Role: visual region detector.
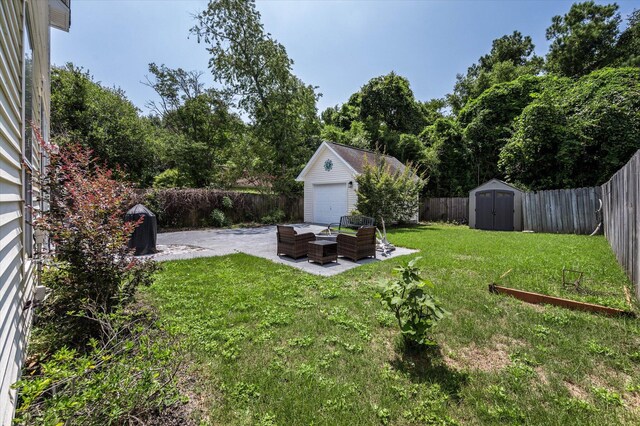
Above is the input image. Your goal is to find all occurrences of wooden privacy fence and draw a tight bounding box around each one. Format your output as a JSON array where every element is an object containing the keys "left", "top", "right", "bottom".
[
  {"left": 421, "top": 197, "right": 469, "bottom": 223},
  {"left": 522, "top": 187, "right": 602, "bottom": 234},
  {"left": 602, "top": 150, "right": 640, "bottom": 299},
  {"left": 132, "top": 189, "right": 304, "bottom": 229}
]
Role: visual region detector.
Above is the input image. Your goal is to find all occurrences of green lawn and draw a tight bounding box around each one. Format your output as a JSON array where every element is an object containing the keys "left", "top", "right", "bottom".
[{"left": 144, "top": 224, "right": 640, "bottom": 425}]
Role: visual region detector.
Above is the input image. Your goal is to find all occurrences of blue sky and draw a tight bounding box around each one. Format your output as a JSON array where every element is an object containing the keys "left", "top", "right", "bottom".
[{"left": 51, "top": 0, "right": 639, "bottom": 115}]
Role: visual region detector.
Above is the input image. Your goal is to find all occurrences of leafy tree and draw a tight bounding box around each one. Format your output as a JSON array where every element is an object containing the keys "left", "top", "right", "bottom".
[
  {"left": 545, "top": 1, "right": 621, "bottom": 77},
  {"left": 459, "top": 75, "right": 544, "bottom": 185},
  {"left": 358, "top": 72, "right": 425, "bottom": 139},
  {"left": 145, "top": 62, "right": 207, "bottom": 115},
  {"left": 320, "top": 121, "right": 370, "bottom": 149},
  {"left": 51, "top": 64, "right": 157, "bottom": 185},
  {"left": 448, "top": 31, "right": 543, "bottom": 113},
  {"left": 320, "top": 96, "right": 362, "bottom": 132},
  {"left": 355, "top": 157, "right": 423, "bottom": 225},
  {"left": 395, "top": 133, "right": 426, "bottom": 165},
  {"left": 498, "top": 82, "right": 574, "bottom": 189},
  {"left": 614, "top": 9, "right": 640, "bottom": 67},
  {"left": 192, "top": 0, "right": 320, "bottom": 194},
  {"left": 145, "top": 63, "right": 245, "bottom": 187},
  {"left": 500, "top": 68, "right": 640, "bottom": 189},
  {"left": 419, "top": 98, "right": 446, "bottom": 125},
  {"left": 421, "top": 118, "right": 474, "bottom": 196},
  {"left": 320, "top": 73, "right": 437, "bottom": 160}
]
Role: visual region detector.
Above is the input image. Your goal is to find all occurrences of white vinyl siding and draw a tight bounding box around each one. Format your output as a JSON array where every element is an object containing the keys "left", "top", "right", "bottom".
[
  {"left": 301, "top": 146, "right": 358, "bottom": 223},
  {"left": 0, "top": 0, "right": 51, "bottom": 423}
]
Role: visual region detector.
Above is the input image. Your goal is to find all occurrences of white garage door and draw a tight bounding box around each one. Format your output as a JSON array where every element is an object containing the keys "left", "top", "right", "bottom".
[{"left": 314, "top": 183, "right": 347, "bottom": 224}]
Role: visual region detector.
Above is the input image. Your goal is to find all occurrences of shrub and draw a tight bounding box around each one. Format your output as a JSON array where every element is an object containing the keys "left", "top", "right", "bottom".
[
  {"left": 210, "top": 208, "right": 229, "bottom": 227},
  {"left": 356, "top": 157, "right": 423, "bottom": 225},
  {"left": 34, "top": 131, "right": 158, "bottom": 346},
  {"left": 261, "top": 208, "right": 286, "bottom": 225},
  {"left": 13, "top": 308, "right": 184, "bottom": 425},
  {"left": 377, "top": 257, "right": 447, "bottom": 347},
  {"left": 153, "top": 168, "right": 191, "bottom": 188},
  {"left": 222, "top": 195, "right": 234, "bottom": 209}
]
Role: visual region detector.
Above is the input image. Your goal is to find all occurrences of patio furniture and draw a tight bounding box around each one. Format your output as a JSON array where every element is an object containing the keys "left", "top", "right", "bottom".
[
  {"left": 277, "top": 225, "right": 316, "bottom": 259},
  {"left": 308, "top": 240, "right": 338, "bottom": 265},
  {"left": 315, "top": 234, "right": 337, "bottom": 242},
  {"left": 336, "top": 226, "right": 377, "bottom": 261},
  {"left": 329, "top": 215, "right": 376, "bottom": 234}
]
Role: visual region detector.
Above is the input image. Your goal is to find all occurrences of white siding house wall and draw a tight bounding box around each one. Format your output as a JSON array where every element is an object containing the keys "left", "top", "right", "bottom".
[
  {"left": 302, "top": 147, "right": 357, "bottom": 223},
  {"left": 0, "top": 0, "right": 51, "bottom": 423}
]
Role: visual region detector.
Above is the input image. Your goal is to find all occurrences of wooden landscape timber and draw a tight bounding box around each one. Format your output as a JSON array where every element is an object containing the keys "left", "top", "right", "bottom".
[{"left": 488, "top": 284, "right": 636, "bottom": 317}]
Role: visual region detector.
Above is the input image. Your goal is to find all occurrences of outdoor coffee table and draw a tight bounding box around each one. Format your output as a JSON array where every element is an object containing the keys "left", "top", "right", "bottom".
[
  {"left": 307, "top": 240, "right": 338, "bottom": 265},
  {"left": 314, "top": 234, "right": 337, "bottom": 242}
]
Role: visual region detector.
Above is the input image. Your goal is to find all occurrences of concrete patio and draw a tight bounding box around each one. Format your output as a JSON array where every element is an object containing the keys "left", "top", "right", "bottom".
[{"left": 148, "top": 224, "right": 418, "bottom": 276}]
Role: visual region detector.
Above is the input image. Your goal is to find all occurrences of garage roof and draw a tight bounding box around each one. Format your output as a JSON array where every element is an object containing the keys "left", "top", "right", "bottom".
[
  {"left": 296, "top": 141, "right": 410, "bottom": 181},
  {"left": 325, "top": 142, "right": 407, "bottom": 175}
]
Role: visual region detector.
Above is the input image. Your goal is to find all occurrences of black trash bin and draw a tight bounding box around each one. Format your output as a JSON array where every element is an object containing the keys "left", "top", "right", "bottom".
[{"left": 125, "top": 204, "right": 157, "bottom": 255}]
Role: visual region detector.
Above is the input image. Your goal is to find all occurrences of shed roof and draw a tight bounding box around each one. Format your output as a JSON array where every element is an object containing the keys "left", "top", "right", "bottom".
[{"left": 471, "top": 178, "right": 524, "bottom": 193}]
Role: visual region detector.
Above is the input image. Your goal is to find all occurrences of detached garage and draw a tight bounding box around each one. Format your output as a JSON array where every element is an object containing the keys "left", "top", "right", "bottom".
[
  {"left": 296, "top": 141, "right": 416, "bottom": 224},
  {"left": 469, "top": 179, "right": 523, "bottom": 231}
]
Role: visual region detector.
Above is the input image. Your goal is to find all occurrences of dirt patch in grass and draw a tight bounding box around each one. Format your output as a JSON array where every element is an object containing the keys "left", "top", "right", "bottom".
[
  {"left": 565, "top": 381, "right": 590, "bottom": 401},
  {"left": 587, "top": 363, "right": 632, "bottom": 390},
  {"left": 169, "top": 359, "right": 222, "bottom": 425},
  {"left": 525, "top": 302, "right": 547, "bottom": 313},
  {"left": 443, "top": 336, "right": 529, "bottom": 373},
  {"left": 625, "top": 391, "right": 640, "bottom": 412},
  {"left": 535, "top": 366, "right": 550, "bottom": 386}
]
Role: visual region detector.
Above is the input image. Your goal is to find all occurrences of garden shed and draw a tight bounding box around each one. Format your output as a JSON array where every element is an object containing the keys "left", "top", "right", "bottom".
[
  {"left": 296, "top": 141, "right": 418, "bottom": 224},
  {"left": 469, "top": 179, "right": 523, "bottom": 231}
]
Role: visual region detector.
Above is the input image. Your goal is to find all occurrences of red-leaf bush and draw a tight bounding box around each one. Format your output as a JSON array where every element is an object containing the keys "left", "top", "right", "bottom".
[{"left": 34, "top": 128, "right": 158, "bottom": 346}]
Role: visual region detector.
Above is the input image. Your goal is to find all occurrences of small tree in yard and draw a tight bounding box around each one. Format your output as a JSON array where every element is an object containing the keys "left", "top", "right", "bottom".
[
  {"left": 378, "top": 257, "right": 448, "bottom": 347},
  {"left": 355, "top": 157, "right": 423, "bottom": 226},
  {"left": 34, "top": 128, "right": 158, "bottom": 346}
]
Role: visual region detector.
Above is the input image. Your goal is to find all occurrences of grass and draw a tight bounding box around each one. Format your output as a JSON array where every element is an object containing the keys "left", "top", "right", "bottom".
[{"left": 144, "top": 224, "right": 640, "bottom": 425}]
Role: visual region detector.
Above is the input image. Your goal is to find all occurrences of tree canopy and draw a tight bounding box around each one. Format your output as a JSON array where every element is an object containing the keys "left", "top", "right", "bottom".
[
  {"left": 545, "top": 1, "right": 621, "bottom": 77},
  {"left": 191, "top": 0, "right": 320, "bottom": 194},
  {"left": 48, "top": 1, "right": 640, "bottom": 198},
  {"left": 145, "top": 63, "right": 244, "bottom": 188},
  {"left": 500, "top": 68, "right": 640, "bottom": 189},
  {"left": 51, "top": 64, "right": 158, "bottom": 185}
]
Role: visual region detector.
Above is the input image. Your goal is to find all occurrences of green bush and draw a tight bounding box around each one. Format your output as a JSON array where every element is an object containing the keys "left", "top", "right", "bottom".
[
  {"left": 153, "top": 168, "right": 191, "bottom": 188},
  {"left": 356, "top": 157, "right": 423, "bottom": 225},
  {"left": 222, "top": 195, "right": 234, "bottom": 209},
  {"left": 13, "top": 309, "right": 184, "bottom": 425},
  {"left": 260, "top": 208, "right": 286, "bottom": 225},
  {"left": 210, "top": 208, "right": 229, "bottom": 227},
  {"left": 377, "top": 257, "right": 448, "bottom": 347}
]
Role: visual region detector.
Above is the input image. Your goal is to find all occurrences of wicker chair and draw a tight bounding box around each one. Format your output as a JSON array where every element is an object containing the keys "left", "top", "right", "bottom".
[
  {"left": 336, "top": 226, "right": 377, "bottom": 261},
  {"left": 276, "top": 225, "right": 316, "bottom": 259}
]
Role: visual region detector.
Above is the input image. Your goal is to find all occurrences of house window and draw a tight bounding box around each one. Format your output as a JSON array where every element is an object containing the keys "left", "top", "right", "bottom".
[{"left": 23, "top": 10, "right": 34, "bottom": 257}]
